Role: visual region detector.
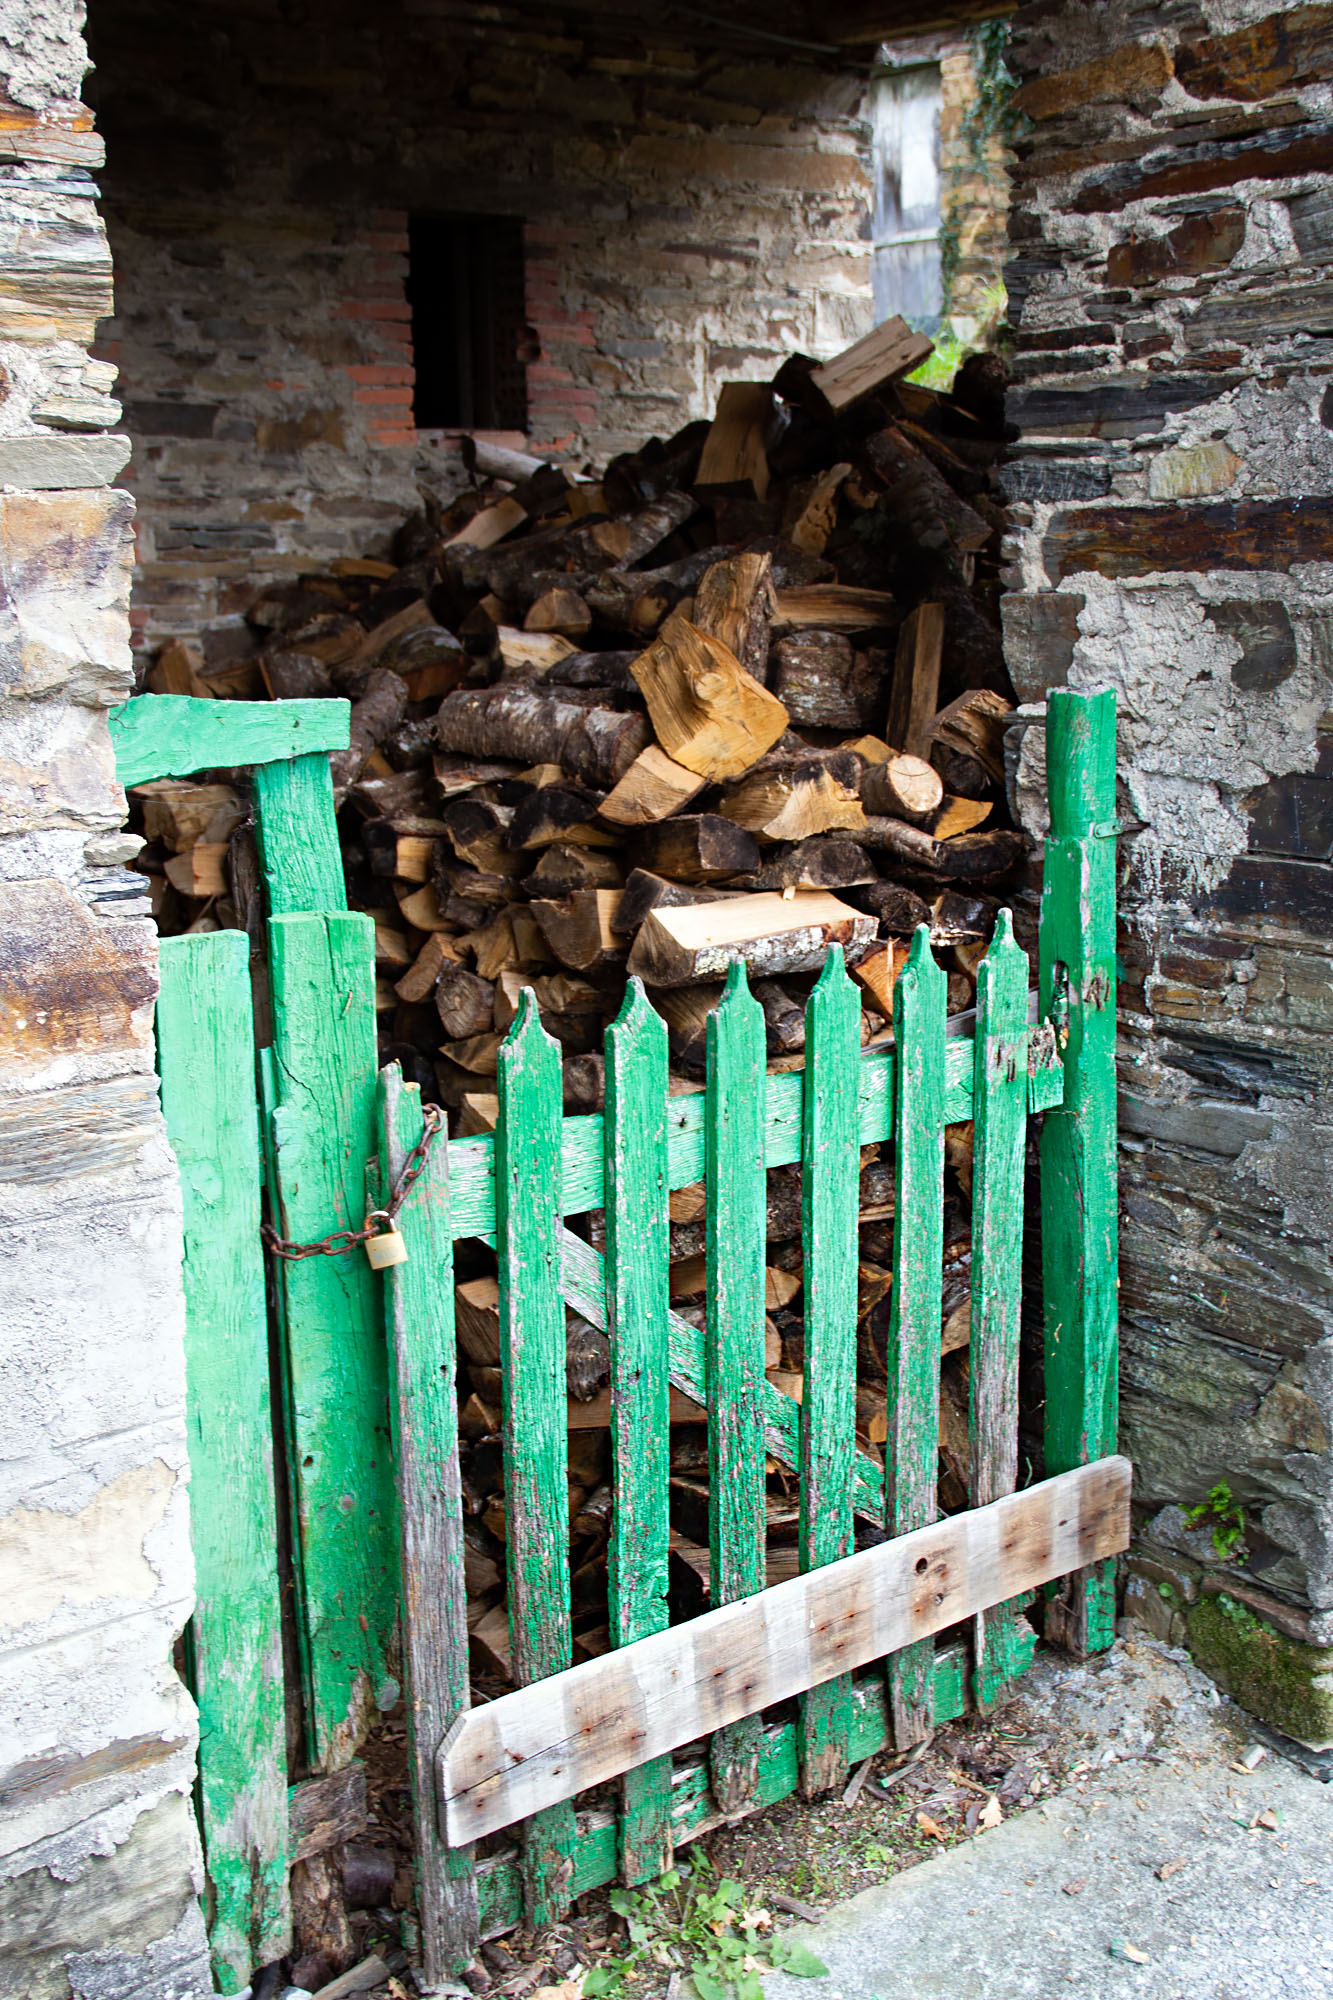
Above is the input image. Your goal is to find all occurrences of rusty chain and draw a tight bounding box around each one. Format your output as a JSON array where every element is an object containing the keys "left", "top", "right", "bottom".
[{"left": 261, "top": 1101, "right": 445, "bottom": 1261}]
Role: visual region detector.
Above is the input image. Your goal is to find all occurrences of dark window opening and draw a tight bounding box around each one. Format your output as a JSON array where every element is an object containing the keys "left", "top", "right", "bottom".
[{"left": 407, "top": 215, "right": 530, "bottom": 431}]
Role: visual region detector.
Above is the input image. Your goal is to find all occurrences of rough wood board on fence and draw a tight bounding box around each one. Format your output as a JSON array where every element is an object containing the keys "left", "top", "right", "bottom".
[{"left": 438, "top": 1457, "right": 1131, "bottom": 1844}]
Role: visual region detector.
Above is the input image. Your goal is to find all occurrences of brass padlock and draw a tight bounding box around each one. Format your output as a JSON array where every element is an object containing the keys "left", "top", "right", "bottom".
[{"left": 364, "top": 1217, "right": 408, "bottom": 1270}]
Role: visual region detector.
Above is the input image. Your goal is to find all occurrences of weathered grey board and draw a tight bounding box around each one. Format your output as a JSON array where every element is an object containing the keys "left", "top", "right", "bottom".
[{"left": 439, "top": 1456, "right": 1131, "bottom": 1844}]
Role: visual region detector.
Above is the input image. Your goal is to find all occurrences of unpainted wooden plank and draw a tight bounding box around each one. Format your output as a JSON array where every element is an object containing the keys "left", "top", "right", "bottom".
[
  {"left": 268, "top": 912, "right": 394, "bottom": 1770},
  {"left": 288, "top": 1763, "right": 367, "bottom": 1865},
  {"left": 495, "top": 994, "right": 577, "bottom": 1925},
  {"left": 705, "top": 963, "right": 769, "bottom": 1816},
  {"left": 967, "top": 910, "right": 1031, "bottom": 1711},
  {"left": 604, "top": 980, "right": 674, "bottom": 1883},
  {"left": 884, "top": 926, "right": 947, "bottom": 1747},
  {"left": 156, "top": 932, "right": 289, "bottom": 1985},
  {"left": 253, "top": 750, "right": 348, "bottom": 916},
  {"left": 109, "top": 692, "right": 350, "bottom": 788},
  {"left": 797, "top": 948, "right": 861, "bottom": 1797},
  {"left": 440, "top": 1457, "right": 1131, "bottom": 1844},
  {"left": 380, "top": 1069, "right": 479, "bottom": 1977},
  {"left": 1039, "top": 687, "right": 1120, "bottom": 1655}
]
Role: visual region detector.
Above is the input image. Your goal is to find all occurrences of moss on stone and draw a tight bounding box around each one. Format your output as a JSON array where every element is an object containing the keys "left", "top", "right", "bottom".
[{"left": 1186, "top": 1594, "right": 1333, "bottom": 1750}]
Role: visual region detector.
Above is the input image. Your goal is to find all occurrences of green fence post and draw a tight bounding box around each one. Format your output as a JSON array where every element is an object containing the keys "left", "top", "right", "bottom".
[
  {"left": 1039, "top": 685, "right": 1119, "bottom": 1655},
  {"left": 380, "top": 1068, "right": 479, "bottom": 1977},
  {"left": 705, "top": 963, "right": 768, "bottom": 1817},
  {"left": 605, "top": 980, "right": 675, "bottom": 1883},
  {"left": 268, "top": 910, "right": 395, "bottom": 1766},
  {"left": 496, "top": 994, "right": 577, "bottom": 1926},
  {"left": 797, "top": 947, "right": 860, "bottom": 1795},
  {"left": 156, "top": 932, "right": 289, "bottom": 1986},
  {"left": 967, "top": 910, "right": 1031, "bottom": 1708},
  {"left": 884, "top": 926, "right": 946, "bottom": 1747}
]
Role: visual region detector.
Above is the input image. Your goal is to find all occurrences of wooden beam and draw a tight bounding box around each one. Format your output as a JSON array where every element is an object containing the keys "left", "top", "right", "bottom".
[
  {"left": 109, "top": 694, "right": 350, "bottom": 788},
  {"left": 439, "top": 1457, "right": 1131, "bottom": 1844}
]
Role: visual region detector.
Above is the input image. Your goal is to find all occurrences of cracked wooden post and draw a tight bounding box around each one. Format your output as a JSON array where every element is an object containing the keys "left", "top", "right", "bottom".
[{"left": 1039, "top": 685, "right": 1120, "bottom": 1655}]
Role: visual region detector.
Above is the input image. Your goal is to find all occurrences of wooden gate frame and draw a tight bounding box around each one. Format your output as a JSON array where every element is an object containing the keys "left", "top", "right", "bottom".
[{"left": 114, "top": 683, "right": 1125, "bottom": 1989}]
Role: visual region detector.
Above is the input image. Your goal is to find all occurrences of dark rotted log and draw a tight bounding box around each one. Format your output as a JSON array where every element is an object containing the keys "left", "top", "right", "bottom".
[
  {"left": 611, "top": 869, "right": 741, "bottom": 933},
  {"left": 844, "top": 880, "right": 933, "bottom": 931},
  {"left": 510, "top": 782, "right": 606, "bottom": 850}
]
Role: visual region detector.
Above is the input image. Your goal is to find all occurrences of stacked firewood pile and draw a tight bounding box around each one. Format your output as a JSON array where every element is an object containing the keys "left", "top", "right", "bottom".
[{"left": 130, "top": 319, "right": 1028, "bottom": 1681}]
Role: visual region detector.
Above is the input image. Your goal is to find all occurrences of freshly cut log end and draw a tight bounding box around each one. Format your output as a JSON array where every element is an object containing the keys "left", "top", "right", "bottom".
[
  {"left": 719, "top": 752, "right": 865, "bottom": 844},
  {"left": 630, "top": 610, "right": 788, "bottom": 782},
  {"left": 626, "top": 889, "right": 877, "bottom": 987},
  {"left": 886, "top": 602, "right": 945, "bottom": 761},
  {"left": 598, "top": 745, "right": 707, "bottom": 828},
  {"left": 861, "top": 752, "right": 944, "bottom": 823}
]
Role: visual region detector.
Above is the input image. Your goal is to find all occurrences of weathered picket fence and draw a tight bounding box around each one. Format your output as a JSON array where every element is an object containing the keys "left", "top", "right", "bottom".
[{"left": 113, "top": 684, "right": 1127, "bottom": 1991}]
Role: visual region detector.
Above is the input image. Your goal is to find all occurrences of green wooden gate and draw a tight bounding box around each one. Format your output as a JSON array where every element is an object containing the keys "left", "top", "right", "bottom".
[{"left": 113, "top": 684, "right": 1127, "bottom": 1991}]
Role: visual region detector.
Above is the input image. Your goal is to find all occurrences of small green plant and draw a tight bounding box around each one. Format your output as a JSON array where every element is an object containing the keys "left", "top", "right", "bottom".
[
  {"left": 1184, "top": 1482, "right": 1248, "bottom": 1562},
  {"left": 863, "top": 1841, "right": 896, "bottom": 1871},
  {"left": 582, "top": 1856, "right": 827, "bottom": 2000}
]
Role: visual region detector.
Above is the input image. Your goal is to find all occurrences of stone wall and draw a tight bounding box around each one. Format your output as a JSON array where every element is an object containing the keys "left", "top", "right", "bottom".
[
  {"left": 1003, "top": 0, "right": 1333, "bottom": 1737},
  {"left": 0, "top": 3, "right": 209, "bottom": 1992},
  {"left": 84, "top": 0, "right": 878, "bottom": 664}
]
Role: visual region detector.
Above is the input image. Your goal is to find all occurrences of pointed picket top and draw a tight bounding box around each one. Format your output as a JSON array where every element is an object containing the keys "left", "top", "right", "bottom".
[
  {"left": 498, "top": 983, "right": 561, "bottom": 1083},
  {"left": 810, "top": 941, "right": 855, "bottom": 1008},
  {"left": 608, "top": 973, "right": 662, "bottom": 1048},
  {"left": 978, "top": 909, "right": 1027, "bottom": 1014},
  {"left": 896, "top": 922, "right": 946, "bottom": 1009}
]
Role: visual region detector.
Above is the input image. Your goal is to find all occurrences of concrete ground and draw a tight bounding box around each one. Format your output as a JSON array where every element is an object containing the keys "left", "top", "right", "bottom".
[{"left": 764, "top": 1640, "right": 1333, "bottom": 2000}]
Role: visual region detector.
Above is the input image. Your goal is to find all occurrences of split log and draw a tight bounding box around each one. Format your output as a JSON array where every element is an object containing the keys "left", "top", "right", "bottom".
[
  {"left": 885, "top": 603, "right": 945, "bottom": 759},
  {"left": 444, "top": 495, "right": 528, "bottom": 550},
  {"left": 362, "top": 818, "right": 446, "bottom": 882},
  {"left": 598, "top": 745, "right": 708, "bottom": 827},
  {"left": 928, "top": 688, "right": 1014, "bottom": 783},
  {"left": 785, "top": 462, "right": 852, "bottom": 555},
  {"left": 695, "top": 382, "right": 782, "bottom": 499},
  {"left": 582, "top": 548, "right": 729, "bottom": 631},
  {"left": 510, "top": 783, "right": 610, "bottom": 851},
  {"left": 652, "top": 983, "right": 724, "bottom": 1066},
  {"left": 691, "top": 552, "right": 776, "bottom": 682},
  {"left": 849, "top": 880, "right": 932, "bottom": 931},
  {"left": 719, "top": 751, "right": 865, "bottom": 843},
  {"left": 630, "top": 610, "right": 788, "bottom": 781},
  {"left": 530, "top": 889, "right": 624, "bottom": 971},
  {"left": 164, "top": 842, "right": 228, "bottom": 898},
  {"left": 749, "top": 835, "right": 876, "bottom": 893},
  {"left": 851, "top": 940, "right": 910, "bottom": 1016},
  {"left": 612, "top": 869, "right": 742, "bottom": 933},
  {"left": 438, "top": 800, "right": 522, "bottom": 877},
  {"left": 860, "top": 752, "right": 943, "bottom": 822},
  {"left": 434, "top": 964, "right": 496, "bottom": 1040},
  {"left": 632, "top": 815, "right": 760, "bottom": 884},
  {"left": 808, "top": 315, "right": 934, "bottom": 413},
  {"left": 495, "top": 627, "right": 578, "bottom": 677},
  {"left": 524, "top": 843, "right": 622, "bottom": 897},
  {"left": 394, "top": 932, "right": 461, "bottom": 1004},
  {"left": 753, "top": 980, "right": 806, "bottom": 1055},
  {"left": 772, "top": 585, "right": 897, "bottom": 634},
  {"left": 768, "top": 629, "right": 878, "bottom": 729},
  {"left": 626, "top": 889, "right": 876, "bottom": 986},
  {"left": 866, "top": 428, "right": 993, "bottom": 555},
  {"left": 857, "top": 817, "right": 1028, "bottom": 880},
  {"left": 137, "top": 781, "right": 242, "bottom": 852},
  {"left": 565, "top": 491, "right": 699, "bottom": 572},
  {"left": 930, "top": 796, "right": 992, "bottom": 840}
]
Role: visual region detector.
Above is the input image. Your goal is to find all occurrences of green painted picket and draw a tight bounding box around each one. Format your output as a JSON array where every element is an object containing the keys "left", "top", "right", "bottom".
[{"left": 122, "top": 684, "right": 1125, "bottom": 1987}]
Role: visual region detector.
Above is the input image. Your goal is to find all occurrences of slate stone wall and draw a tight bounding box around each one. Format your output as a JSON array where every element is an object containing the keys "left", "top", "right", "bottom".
[
  {"left": 1003, "top": 0, "right": 1333, "bottom": 1669},
  {"left": 0, "top": 3, "right": 209, "bottom": 1992}
]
